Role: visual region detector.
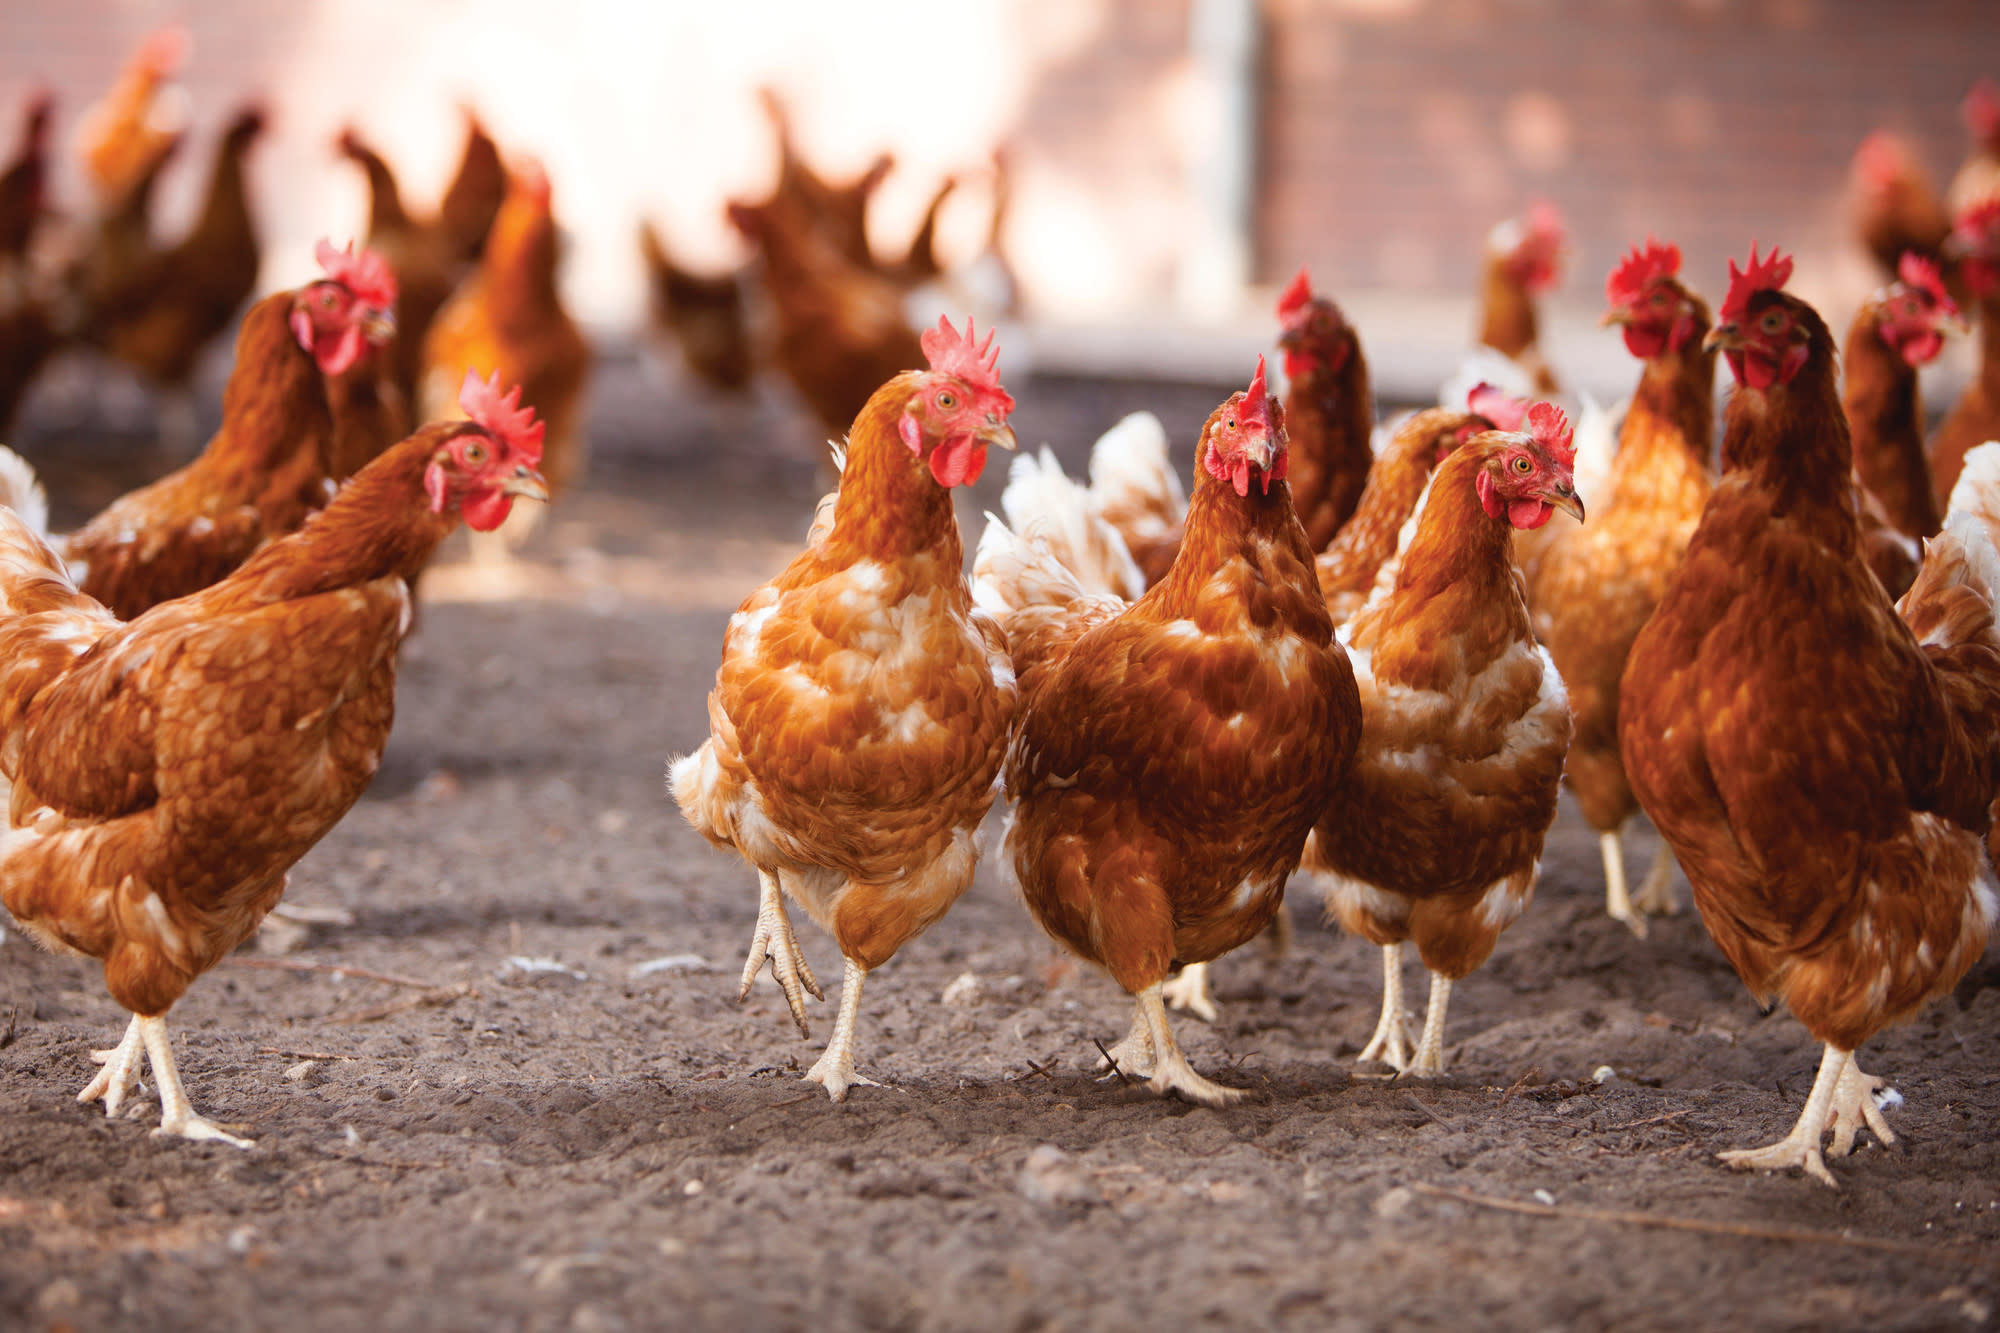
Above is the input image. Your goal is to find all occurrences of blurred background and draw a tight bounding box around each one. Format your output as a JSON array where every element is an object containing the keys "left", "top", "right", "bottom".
[{"left": 0, "top": 0, "right": 1996, "bottom": 450}]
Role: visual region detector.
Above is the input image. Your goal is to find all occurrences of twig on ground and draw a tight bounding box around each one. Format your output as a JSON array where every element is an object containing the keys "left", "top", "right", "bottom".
[
  {"left": 1408, "top": 1182, "right": 1997, "bottom": 1265},
  {"left": 324, "top": 984, "right": 473, "bottom": 1025},
  {"left": 1091, "top": 1037, "right": 1135, "bottom": 1085},
  {"left": 1607, "top": 1108, "right": 1692, "bottom": 1132},
  {"left": 1006, "top": 1056, "right": 1058, "bottom": 1083},
  {"left": 1406, "top": 1092, "right": 1452, "bottom": 1128},
  {"left": 227, "top": 957, "right": 454, "bottom": 991},
  {"left": 257, "top": 1047, "right": 356, "bottom": 1061},
  {"left": 1499, "top": 1066, "right": 1543, "bottom": 1105}
]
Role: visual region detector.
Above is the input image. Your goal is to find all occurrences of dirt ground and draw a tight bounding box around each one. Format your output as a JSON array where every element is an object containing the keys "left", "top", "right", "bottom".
[{"left": 2, "top": 354, "right": 1998, "bottom": 1333}]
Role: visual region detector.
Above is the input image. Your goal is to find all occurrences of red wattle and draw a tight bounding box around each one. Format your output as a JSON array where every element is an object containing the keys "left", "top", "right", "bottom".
[
  {"left": 1508, "top": 499, "right": 1553, "bottom": 530},
  {"left": 1232, "top": 459, "right": 1251, "bottom": 497},
  {"left": 928, "top": 432, "right": 984, "bottom": 488},
  {"left": 1622, "top": 324, "right": 1666, "bottom": 360},
  {"left": 1898, "top": 330, "right": 1943, "bottom": 367},
  {"left": 462, "top": 488, "right": 513, "bottom": 532}
]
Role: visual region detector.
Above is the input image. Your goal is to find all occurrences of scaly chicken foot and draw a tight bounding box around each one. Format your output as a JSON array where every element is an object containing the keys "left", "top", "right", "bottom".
[
  {"left": 1601, "top": 831, "right": 1648, "bottom": 938},
  {"left": 1097, "top": 1005, "right": 1156, "bottom": 1080},
  {"left": 1161, "top": 961, "right": 1219, "bottom": 1022},
  {"left": 803, "top": 957, "right": 883, "bottom": 1102},
  {"left": 136, "top": 1015, "right": 255, "bottom": 1148},
  {"left": 78, "top": 1014, "right": 146, "bottom": 1117},
  {"left": 1828, "top": 1055, "right": 1898, "bottom": 1158},
  {"left": 1630, "top": 842, "right": 1680, "bottom": 918},
  {"left": 738, "top": 869, "right": 822, "bottom": 1036},
  {"left": 1719, "top": 1044, "right": 1859, "bottom": 1187},
  {"left": 1134, "top": 983, "right": 1245, "bottom": 1106},
  {"left": 1358, "top": 944, "right": 1415, "bottom": 1071},
  {"left": 1403, "top": 973, "right": 1453, "bottom": 1078}
]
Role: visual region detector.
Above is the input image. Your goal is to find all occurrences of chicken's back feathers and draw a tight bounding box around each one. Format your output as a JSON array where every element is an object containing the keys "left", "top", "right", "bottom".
[
  {"left": 1316, "top": 408, "right": 1480, "bottom": 626},
  {"left": 1082, "top": 411, "right": 1184, "bottom": 587},
  {"left": 998, "top": 446, "right": 1146, "bottom": 601}
]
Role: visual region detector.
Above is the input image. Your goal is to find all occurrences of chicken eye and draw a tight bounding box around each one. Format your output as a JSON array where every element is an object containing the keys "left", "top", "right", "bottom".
[
  {"left": 1511, "top": 455, "right": 1532, "bottom": 473},
  {"left": 1759, "top": 310, "right": 1784, "bottom": 334},
  {"left": 1225, "top": 417, "right": 1237, "bottom": 431},
  {"left": 320, "top": 290, "right": 338, "bottom": 309},
  {"left": 936, "top": 390, "right": 956, "bottom": 410},
  {"left": 462, "top": 441, "right": 487, "bottom": 465}
]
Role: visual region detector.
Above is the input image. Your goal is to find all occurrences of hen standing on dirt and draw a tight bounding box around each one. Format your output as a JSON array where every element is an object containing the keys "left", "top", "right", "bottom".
[
  {"left": 0, "top": 372, "right": 547, "bottom": 1146},
  {"left": 1622, "top": 247, "right": 2000, "bottom": 1185},
  {"left": 975, "top": 359, "right": 1359, "bottom": 1105},
  {"left": 671, "top": 319, "right": 1020, "bottom": 1101}
]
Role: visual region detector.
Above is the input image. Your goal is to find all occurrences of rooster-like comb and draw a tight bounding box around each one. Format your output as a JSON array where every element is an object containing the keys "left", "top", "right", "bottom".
[
  {"left": 921, "top": 315, "right": 1004, "bottom": 393},
  {"left": 1466, "top": 382, "right": 1528, "bottom": 432},
  {"left": 1525, "top": 201, "right": 1567, "bottom": 245},
  {"left": 1720, "top": 243, "right": 1794, "bottom": 323},
  {"left": 1526, "top": 401, "right": 1574, "bottom": 468},
  {"left": 1240, "top": 355, "right": 1274, "bottom": 434},
  {"left": 1964, "top": 80, "right": 2000, "bottom": 142},
  {"left": 314, "top": 237, "right": 398, "bottom": 310},
  {"left": 1276, "top": 266, "right": 1314, "bottom": 320},
  {"left": 458, "top": 369, "right": 545, "bottom": 465},
  {"left": 137, "top": 24, "right": 190, "bottom": 76},
  {"left": 1605, "top": 237, "right": 1681, "bottom": 308},
  {"left": 1955, "top": 195, "right": 2000, "bottom": 253},
  {"left": 1896, "top": 251, "right": 1958, "bottom": 317}
]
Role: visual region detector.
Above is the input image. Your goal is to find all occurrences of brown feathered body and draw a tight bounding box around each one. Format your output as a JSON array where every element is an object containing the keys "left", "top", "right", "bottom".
[
  {"left": 1478, "top": 254, "right": 1558, "bottom": 396},
  {"left": 61, "top": 292, "right": 338, "bottom": 620},
  {"left": 1622, "top": 294, "right": 2000, "bottom": 1058},
  {"left": 638, "top": 219, "right": 753, "bottom": 394},
  {"left": 1849, "top": 133, "right": 1953, "bottom": 283},
  {"left": 0, "top": 93, "right": 52, "bottom": 265},
  {"left": 1525, "top": 292, "right": 1715, "bottom": 838},
  {"left": 436, "top": 111, "right": 506, "bottom": 263},
  {"left": 75, "top": 31, "right": 182, "bottom": 204},
  {"left": 1845, "top": 298, "right": 1942, "bottom": 542},
  {"left": 672, "top": 378, "right": 1017, "bottom": 971},
  {"left": 422, "top": 171, "right": 591, "bottom": 499},
  {"left": 338, "top": 129, "right": 462, "bottom": 409},
  {"left": 84, "top": 107, "right": 264, "bottom": 392},
  {"left": 1929, "top": 290, "right": 2000, "bottom": 508},
  {"left": 325, "top": 348, "right": 411, "bottom": 483},
  {"left": 0, "top": 421, "right": 491, "bottom": 1021},
  {"left": 994, "top": 401, "right": 1359, "bottom": 996},
  {"left": 1282, "top": 314, "right": 1374, "bottom": 552},
  {"left": 1317, "top": 408, "right": 1482, "bottom": 626},
  {"left": 1304, "top": 439, "right": 1573, "bottom": 981}
]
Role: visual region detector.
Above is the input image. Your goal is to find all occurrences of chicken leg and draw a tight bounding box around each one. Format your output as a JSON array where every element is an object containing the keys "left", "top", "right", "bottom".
[
  {"left": 77, "top": 1013, "right": 146, "bottom": 1116},
  {"left": 1097, "top": 1003, "right": 1156, "bottom": 1079},
  {"left": 1601, "top": 831, "right": 1647, "bottom": 937},
  {"left": 1133, "top": 982, "right": 1243, "bottom": 1106},
  {"left": 1161, "top": 960, "right": 1219, "bottom": 1022},
  {"left": 1358, "top": 943, "right": 1415, "bottom": 1071},
  {"left": 1631, "top": 842, "right": 1679, "bottom": 917},
  {"left": 803, "top": 956, "right": 882, "bottom": 1102},
  {"left": 738, "top": 868, "right": 823, "bottom": 1035},
  {"left": 1718, "top": 1044, "right": 1895, "bottom": 1187},
  {"left": 1407, "top": 973, "right": 1452, "bottom": 1077},
  {"left": 137, "top": 1014, "right": 254, "bottom": 1147}
]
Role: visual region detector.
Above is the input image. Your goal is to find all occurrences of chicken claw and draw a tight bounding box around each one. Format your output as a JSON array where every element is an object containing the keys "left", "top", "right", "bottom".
[
  {"left": 1161, "top": 962, "right": 1219, "bottom": 1022},
  {"left": 1630, "top": 842, "right": 1680, "bottom": 918},
  {"left": 1134, "top": 983, "right": 1245, "bottom": 1106},
  {"left": 1358, "top": 944, "right": 1415, "bottom": 1072},
  {"left": 1601, "top": 832, "right": 1648, "bottom": 938},
  {"left": 1827, "top": 1057, "right": 1898, "bottom": 1159},
  {"left": 1096, "top": 1007, "right": 1157, "bottom": 1080},
  {"left": 78, "top": 1015, "right": 146, "bottom": 1117},
  {"left": 803, "top": 958, "right": 883, "bottom": 1102},
  {"left": 739, "top": 869, "right": 823, "bottom": 1036},
  {"left": 1719, "top": 1044, "right": 1863, "bottom": 1188},
  {"left": 138, "top": 1016, "right": 254, "bottom": 1148}
]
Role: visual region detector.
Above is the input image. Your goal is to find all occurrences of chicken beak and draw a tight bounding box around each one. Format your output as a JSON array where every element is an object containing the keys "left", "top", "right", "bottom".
[
  {"left": 1546, "top": 484, "right": 1585, "bottom": 523},
  {"left": 1246, "top": 436, "right": 1276, "bottom": 473},
  {"left": 1702, "top": 322, "right": 1743, "bottom": 354},
  {"left": 363, "top": 308, "right": 397, "bottom": 345},
  {"left": 979, "top": 417, "right": 1018, "bottom": 454},
  {"left": 501, "top": 466, "right": 549, "bottom": 503},
  {"left": 1600, "top": 306, "right": 1631, "bottom": 329}
]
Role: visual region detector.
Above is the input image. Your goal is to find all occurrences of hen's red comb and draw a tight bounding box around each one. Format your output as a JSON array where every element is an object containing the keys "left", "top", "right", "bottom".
[
  {"left": 314, "top": 237, "right": 397, "bottom": 310},
  {"left": 458, "top": 369, "right": 545, "bottom": 465},
  {"left": 1466, "top": 382, "right": 1528, "bottom": 432},
  {"left": 136, "top": 24, "right": 189, "bottom": 76},
  {"left": 1964, "top": 80, "right": 2000, "bottom": 142},
  {"left": 1239, "top": 355, "right": 1274, "bottom": 436},
  {"left": 1605, "top": 238, "right": 1681, "bottom": 309},
  {"left": 1277, "top": 266, "right": 1314, "bottom": 320},
  {"left": 1526, "top": 401, "right": 1574, "bottom": 468},
  {"left": 1897, "top": 251, "right": 1958, "bottom": 317},
  {"left": 1720, "top": 244, "right": 1794, "bottom": 323},
  {"left": 1525, "top": 201, "right": 1566, "bottom": 245},
  {"left": 921, "top": 315, "right": 1005, "bottom": 394}
]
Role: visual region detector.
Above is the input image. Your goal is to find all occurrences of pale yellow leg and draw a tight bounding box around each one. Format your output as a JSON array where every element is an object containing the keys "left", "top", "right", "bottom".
[
  {"left": 1602, "top": 831, "right": 1647, "bottom": 938},
  {"left": 1263, "top": 908, "right": 1295, "bottom": 959},
  {"left": 1719, "top": 1044, "right": 1860, "bottom": 1187},
  {"left": 1358, "top": 943, "right": 1414, "bottom": 1071},
  {"left": 804, "top": 957, "right": 884, "bottom": 1102},
  {"left": 77, "top": 1014, "right": 145, "bottom": 1116},
  {"left": 1134, "top": 982, "right": 1243, "bottom": 1106},
  {"left": 1631, "top": 842, "right": 1680, "bottom": 917},
  {"left": 738, "top": 868, "right": 823, "bottom": 1036},
  {"left": 1161, "top": 961, "right": 1219, "bottom": 1022},
  {"left": 136, "top": 1015, "right": 254, "bottom": 1148},
  {"left": 1098, "top": 1000, "right": 1157, "bottom": 1079},
  {"left": 1827, "top": 1055, "right": 1898, "bottom": 1158},
  {"left": 1405, "top": 972, "right": 1453, "bottom": 1078}
]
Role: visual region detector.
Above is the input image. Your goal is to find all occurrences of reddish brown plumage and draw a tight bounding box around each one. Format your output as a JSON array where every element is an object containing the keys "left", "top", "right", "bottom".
[
  {"left": 638, "top": 219, "right": 754, "bottom": 395},
  {"left": 0, "top": 417, "right": 535, "bottom": 1022},
  {"left": 1477, "top": 209, "right": 1565, "bottom": 395},
  {"left": 1279, "top": 283, "right": 1374, "bottom": 551},
  {"left": 0, "top": 90, "right": 52, "bottom": 264},
  {"left": 1305, "top": 433, "right": 1575, "bottom": 986},
  {"left": 1525, "top": 278, "right": 1715, "bottom": 838},
  {"left": 1849, "top": 132, "right": 1953, "bottom": 284},
  {"left": 1928, "top": 289, "right": 2000, "bottom": 509},
  {"left": 82, "top": 105, "right": 265, "bottom": 394},
  {"left": 1621, "top": 283, "right": 2000, "bottom": 1061},
  {"left": 995, "top": 394, "right": 1358, "bottom": 1001},
  {"left": 1845, "top": 296, "right": 1944, "bottom": 543},
  {"left": 1316, "top": 408, "right": 1484, "bottom": 626},
  {"left": 62, "top": 290, "right": 343, "bottom": 620},
  {"left": 337, "top": 126, "right": 466, "bottom": 410},
  {"left": 422, "top": 164, "right": 592, "bottom": 500},
  {"left": 436, "top": 110, "right": 507, "bottom": 264},
  {"left": 74, "top": 25, "right": 185, "bottom": 205}
]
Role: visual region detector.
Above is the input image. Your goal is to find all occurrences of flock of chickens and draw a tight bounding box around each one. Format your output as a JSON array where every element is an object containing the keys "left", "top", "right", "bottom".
[{"left": 0, "top": 29, "right": 1997, "bottom": 1193}]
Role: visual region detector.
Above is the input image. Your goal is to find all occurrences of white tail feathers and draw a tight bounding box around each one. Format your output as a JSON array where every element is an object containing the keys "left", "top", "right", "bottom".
[
  {"left": 1945, "top": 442, "right": 2000, "bottom": 553},
  {"left": 0, "top": 446, "right": 48, "bottom": 541},
  {"left": 1087, "top": 411, "right": 1180, "bottom": 520},
  {"left": 971, "top": 512, "right": 1093, "bottom": 622},
  {"left": 1000, "top": 446, "right": 1145, "bottom": 600},
  {"left": 1898, "top": 444, "right": 2000, "bottom": 649},
  {"left": 1438, "top": 347, "right": 1537, "bottom": 418},
  {"left": 1570, "top": 392, "right": 1625, "bottom": 512}
]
